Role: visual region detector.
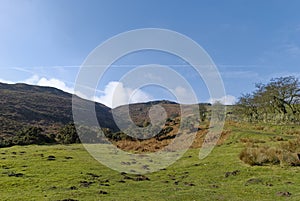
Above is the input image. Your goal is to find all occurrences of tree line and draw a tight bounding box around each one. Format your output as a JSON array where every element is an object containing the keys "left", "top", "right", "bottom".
[
  {"left": 235, "top": 76, "right": 300, "bottom": 124},
  {"left": 0, "top": 124, "right": 82, "bottom": 147}
]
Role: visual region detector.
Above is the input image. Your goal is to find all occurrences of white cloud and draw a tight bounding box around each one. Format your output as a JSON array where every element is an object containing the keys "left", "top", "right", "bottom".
[
  {"left": 0, "top": 78, "right": 14, "bottom": 84},
  {"left": 4, "top": 75, "right": 232, "bottom": 107},
  {"left": 172, "top": 86, "right": 197, "bottom": 104},
  {"left": 93, "top": 81, "right": 153, "bottom": 108},
  {"left": 27, "top": 76, "right": 90, "bottom": 100},
  {"left": 208, "top": 95, "right": 236, "bottom": 105},
  {"left": 1, "top": 75, "right": 153, "bottom": 108},
  {"left": 0, "top": 75, "right": 74, "bottom": 94},
  {"left": 23, "top": 74, "right": 40, "bottom": 85},
  {"left": 36, "top": 77, "right": 74, "bottom": 94}
]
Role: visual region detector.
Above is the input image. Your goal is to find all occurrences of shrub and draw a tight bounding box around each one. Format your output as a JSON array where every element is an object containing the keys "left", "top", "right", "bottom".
[
  {"left": 57, "top": 123, "right": 80, "bottom": 144},
  {"left": 280, "top": 137, "right": 300, "bottom": 153},
  {"left": 239, "top": 146, "right": 280, "bottom": 166},
  {"left": 0, "top": 137, "right": 13, "bottom": 148},
  {"left": 240, "top": 137, "right": 300, "bottom": 166},
  {"left": 279, "top": 151, "right": 300, "bottom": 166},
  {"left": 13, "top": 126, "right": 52, "bottom": 145}
]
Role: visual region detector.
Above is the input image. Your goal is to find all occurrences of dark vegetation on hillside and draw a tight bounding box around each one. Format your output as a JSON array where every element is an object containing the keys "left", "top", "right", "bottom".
[
  {"left": 0, "top": 124, "right": 80, "bottom": 147},
  {"left": 0, "top": 82, "right": 118, "bottom": 146},
  {"left": 0, "top": 82, "right": 211, "bottom": 148}
]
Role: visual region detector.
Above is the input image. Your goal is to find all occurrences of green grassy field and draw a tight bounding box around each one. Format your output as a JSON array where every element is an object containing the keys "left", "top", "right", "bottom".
[{"left": 1, "top": 124, "right": 300, "bottom": 201}]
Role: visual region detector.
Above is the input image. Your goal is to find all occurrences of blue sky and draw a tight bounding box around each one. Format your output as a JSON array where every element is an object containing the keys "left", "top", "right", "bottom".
[{"left": 0, "top": 0, "right": 300, "bottom": 107}]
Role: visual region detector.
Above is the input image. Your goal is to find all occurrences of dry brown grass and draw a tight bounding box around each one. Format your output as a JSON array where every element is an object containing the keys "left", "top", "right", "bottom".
[
  {"left": 113, "top": 123, "right": 232, "bottom": 153},
  {"left": 113, "top": 123, "right": 180, "bottom": 153},
  {"left": 239, "top": 137, "right": 266, "bottom": 144},
  {"left": 240, "top": 137, "right": 300, "bottom": 166},
  {"left": 239, "top": 146, "right": 280, "bottom": 166}
]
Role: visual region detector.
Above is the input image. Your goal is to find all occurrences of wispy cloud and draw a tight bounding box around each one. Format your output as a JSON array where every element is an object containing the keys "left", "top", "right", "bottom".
[
  {"left": 220, "top": 70, "right": 259, "bottom": 79},
  {"left": 258, "top": 24, "right": 300, "bottom": 66}
]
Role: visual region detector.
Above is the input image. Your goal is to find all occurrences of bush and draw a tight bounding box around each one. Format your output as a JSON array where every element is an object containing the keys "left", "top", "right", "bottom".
[
  {"left": 0, "top": 126, "right": 55, "bottom": 147},
  {"left": 57, "top": 123, "right": 80, "bottom": 144},
  {"left": 240, "top": 137, "right": 300, "bottom": 166},
  {"left": 0, "top": 137, "right": 13, "bottom": 147},
  {"left": 13, "top": 127, "right": 53, "bottom": 145},
  {"left": 280, "top": 152, "right": 300, "bottom": 166},
  {"left": 280, "top": 137, "right": 300, "bottom": 153},
  {"left": 239, "top": 146, "right": 280, "bottom": 166}
]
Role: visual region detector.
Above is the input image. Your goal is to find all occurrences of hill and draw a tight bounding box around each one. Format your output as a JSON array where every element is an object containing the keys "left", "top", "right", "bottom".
[
  {"left": 0, "top": 82, "right": 116, "bottom": 137},
  {"left": 0, "top": 82, "right": 215, "bottom": 150}
]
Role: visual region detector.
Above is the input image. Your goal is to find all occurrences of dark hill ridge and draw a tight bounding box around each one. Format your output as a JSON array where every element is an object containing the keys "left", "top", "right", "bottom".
[
  {"left": 0, "top": 82, "right": 210, "bottom": 138},
  {"left": 0, "top": 82, "right": 71, "bottom": 98},
  {"left": 0, "top": 82, "right": 116, "bottom": 136}
]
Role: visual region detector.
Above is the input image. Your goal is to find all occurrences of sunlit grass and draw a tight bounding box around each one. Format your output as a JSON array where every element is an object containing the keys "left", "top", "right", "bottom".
[{"left": 1, "top": 124, "right": 300, "bottom": 200}]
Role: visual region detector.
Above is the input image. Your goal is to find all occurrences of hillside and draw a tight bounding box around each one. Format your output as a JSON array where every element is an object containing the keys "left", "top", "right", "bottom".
[
  {"left": 112, "top": 100, "right": 180, "bottom": 128},
  {"left": 0, "top": 82, "right": 215, "bottom": 150},
  {"left": 0, "top": 82, "right": 116, "bottom": 137}
]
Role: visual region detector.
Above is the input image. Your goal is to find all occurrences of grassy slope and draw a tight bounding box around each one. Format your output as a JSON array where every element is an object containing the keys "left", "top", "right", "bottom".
[{"left": 1, "top": 124, "right": 300, "bottom": 201}]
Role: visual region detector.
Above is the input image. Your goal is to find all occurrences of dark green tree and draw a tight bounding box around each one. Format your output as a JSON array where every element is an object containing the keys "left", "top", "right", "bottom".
[
  {"left": 13, "top": 126, "right": 52, "bottom": 145},
  {"left": 57, "top": 123, "right": 80, "bottom": 144}
]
